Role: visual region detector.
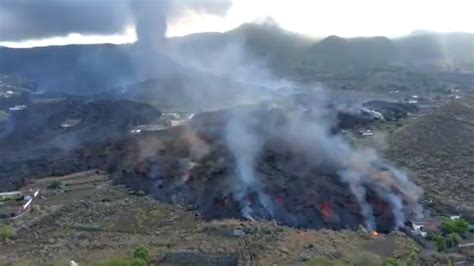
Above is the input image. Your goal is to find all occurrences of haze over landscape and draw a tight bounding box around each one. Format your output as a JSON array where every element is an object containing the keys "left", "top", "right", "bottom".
[
  {"left": 0, "top": 1, "right": 473, "bottom": 265},
  {"left": 1, "top": 0, "right": 474, "bottom": 47}
]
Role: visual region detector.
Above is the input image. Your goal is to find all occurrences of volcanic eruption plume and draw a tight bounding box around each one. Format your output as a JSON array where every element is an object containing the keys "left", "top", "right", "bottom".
[{"left": 129, "top": 0, "right": 232, "bottom": 78}]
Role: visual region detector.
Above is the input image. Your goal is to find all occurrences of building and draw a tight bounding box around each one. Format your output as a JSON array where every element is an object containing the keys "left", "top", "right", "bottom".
[
  {"left": 450, "top": 215, "right": 461, "bottom": 220},
  {"left": 408, "top": 218, "right": 442, "bottom": 238},
  {"left": 359, "top": 129, "right": 374, "bottom": 137}
]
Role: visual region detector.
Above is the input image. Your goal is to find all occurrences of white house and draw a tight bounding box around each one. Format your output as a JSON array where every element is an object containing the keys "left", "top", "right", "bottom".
[
  {"left": 450, "top": 215, "right": 461, "bottom": 220},
  {"left": 360, "top": 129, "right": 374, "bottom": 137}
]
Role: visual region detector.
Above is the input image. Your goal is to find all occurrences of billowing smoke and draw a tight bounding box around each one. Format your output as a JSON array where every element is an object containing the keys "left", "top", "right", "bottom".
[
  {"left": 340, "top": 170, "right": 376, "bottom": 230},
  {"left": 225, "top": 109, "right": 275, "bottom": 220},
  {"left": 129, "top": 0, "right": 233, "bottom": 83},
  {"left": 131, "top": 0, "right": 231, "bottom": 49},
  {"left": 222, "top": 92, "right": 423, "bottom": 230}
]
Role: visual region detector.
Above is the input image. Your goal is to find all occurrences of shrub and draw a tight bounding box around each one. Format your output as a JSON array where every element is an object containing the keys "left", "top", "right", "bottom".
[
  {"left": 405, "top": 250, "right": 419, "bottom": 266},
  {"left": 447, "top": 233, "right": 461, "bottom": 248},
  {"left": 92, "top": 245, "right": 151, "bottom": 266},
  {"left": 420, "top": 252, "right": 453, "bottom": 266},
  {"left": 132, "top": 245, "right": 150, "bottom": 265},
  {"left": 48, "top": 180, "right": 62, "bottom": 190},
  {"left": 0, "top": 225, "right": 15, "bottom": 241},
  {"left": 130, "top": 258, "right": 147, "bottom": 266}
]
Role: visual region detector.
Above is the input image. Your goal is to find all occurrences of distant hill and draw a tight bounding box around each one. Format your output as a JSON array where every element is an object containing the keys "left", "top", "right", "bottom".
[
  {"left": 0, "top": 23, "right": 472, "bottom": 93},
  {"left": 0, "top": 43, "right": 185, "bottom": 94},
  {"left": 395, "top": 32, "right": 474, "bottom": 70},
  {"left": 309, "top": 35, "right": 397, "bottom": 69},
  {"left": 167, "top": 22, "right": 315, "bottom": 81},
  {"left": 0, "top": 44, "right": 137, "bottom": 94},
  {"left": 169, "top": 22, "right": 313, "bottom": 60},
  {"left": 388, "top": 99, "right": 474, "bottom": 216},
  {"left": 170, "top": 24, "right": 474, "bottom": 81}
]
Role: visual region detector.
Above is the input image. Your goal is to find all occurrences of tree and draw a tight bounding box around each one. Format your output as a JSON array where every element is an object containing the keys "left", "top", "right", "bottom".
[
  {"left": 48, "top": 180, "right": 62, "bottom": 190},
  {"left": 405, "top": 249, "right": 419, "bottom": 266},
  {"left": 442, "top": 218, "right": 469, "bottom": 235},
  {"left": 132, "top": 245, "right": 150, "bottom": 265},
  {"left": 434, "top": 234, "right": 447, "bottom": 252}
]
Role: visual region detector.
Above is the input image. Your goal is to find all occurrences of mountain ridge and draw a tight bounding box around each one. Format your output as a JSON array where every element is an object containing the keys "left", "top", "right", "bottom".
[{"left": 0, "top": 23, "right": 472, "bottom": 94}]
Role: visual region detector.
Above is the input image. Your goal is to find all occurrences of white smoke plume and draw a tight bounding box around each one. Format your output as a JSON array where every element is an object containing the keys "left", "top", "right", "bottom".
[
  {"left": 221, "top": 90, "right": 423, "bottom": 230},
  {"left": 225, "top": 109, "right": 275, "bottom": 219}
]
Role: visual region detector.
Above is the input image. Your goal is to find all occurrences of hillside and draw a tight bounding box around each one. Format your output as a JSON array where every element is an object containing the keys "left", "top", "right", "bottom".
[
  {"left": 170, "top": 26, "right": 474, "bottom": 84},
  {"left": 388, "top": 99, "right": 474, "bottom": 215},
  {"left": 395, "top": 32, "right": 474, "bottom": 70},
  {"left": 171, "top": 24, "right": 474, "bottom": 72},
  {"left": 0, "top": 44, "right": 138, "bottom": 94}
]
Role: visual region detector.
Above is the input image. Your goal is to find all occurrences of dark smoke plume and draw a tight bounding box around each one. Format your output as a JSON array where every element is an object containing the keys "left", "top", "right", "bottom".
[
  {"left": 0, "top": 0, "right": 232, "bottom": 42},
  {"left": 0, "top": 0, "right": 131, "bottom": 41}
]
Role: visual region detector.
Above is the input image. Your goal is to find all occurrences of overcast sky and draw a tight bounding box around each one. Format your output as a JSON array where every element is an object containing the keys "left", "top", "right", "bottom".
[{"left": 1, "top": 0, "right": 473, "bottom": 48}]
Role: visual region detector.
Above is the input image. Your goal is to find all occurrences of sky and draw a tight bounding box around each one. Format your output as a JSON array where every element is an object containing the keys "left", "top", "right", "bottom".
[{"left": 0, "top": 0, "right": 473, "bottom": 48}]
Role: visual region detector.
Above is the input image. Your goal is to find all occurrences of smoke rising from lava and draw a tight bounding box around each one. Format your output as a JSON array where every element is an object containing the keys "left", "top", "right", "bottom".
[
  {"left": 221, "top": 94, "right": 423, "bottom": 230},
  {"left": 225, "top": 109, "right": 276, "bottom": 220},
  {"left": 129, "top": 10, "right": 424, "bottom": 229}
]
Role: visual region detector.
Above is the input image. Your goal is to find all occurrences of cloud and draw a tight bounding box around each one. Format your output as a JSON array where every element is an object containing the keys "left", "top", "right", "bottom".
[{"left": 0, "top": 0, "right": 232, "bottom": 42}]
